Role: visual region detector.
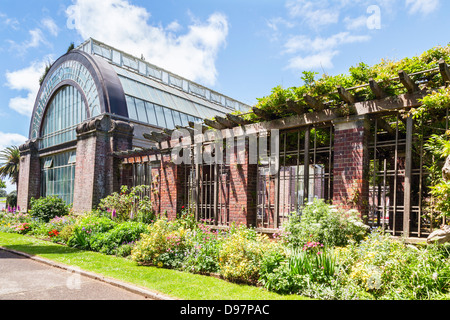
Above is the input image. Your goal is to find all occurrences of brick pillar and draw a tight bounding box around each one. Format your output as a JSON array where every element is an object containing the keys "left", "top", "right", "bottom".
[
  {"left": 72, "top": 115, "right": 133, "bottom": 213},
  {"left": 17, "top": 140, "right": 40, "bottom": 212},
  {"left": 158, "top": 154, "right": 180, "bottom": 220},
  {"left": 332, "top": 115, "right": 370, "bottom": 216},
  {"left": 228, "top": 140, "right": 258, "bottom": 227}
]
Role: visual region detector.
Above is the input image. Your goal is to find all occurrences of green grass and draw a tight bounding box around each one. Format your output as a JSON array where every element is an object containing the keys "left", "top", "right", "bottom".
[{"left": 0, "top": 232, "right": 308, "bottom": 300}]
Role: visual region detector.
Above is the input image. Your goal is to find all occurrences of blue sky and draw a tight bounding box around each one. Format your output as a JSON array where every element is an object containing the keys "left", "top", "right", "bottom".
[{"left": 0, "top": 0, "right": 449, "bottom": 192}]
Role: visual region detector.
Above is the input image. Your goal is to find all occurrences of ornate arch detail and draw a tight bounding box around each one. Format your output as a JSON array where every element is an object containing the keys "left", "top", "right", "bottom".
[{"left": 29, "top": 50, "right": 128, "bottom": 140}]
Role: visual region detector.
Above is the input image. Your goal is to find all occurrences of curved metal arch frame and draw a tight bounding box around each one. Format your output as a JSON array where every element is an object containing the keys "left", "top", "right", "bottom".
[
  {"left": 29, "top": 50, "right": 128, "bottom": 139},
  {"left": 39, "top": 81, "right": 91, "bottom": 136}
]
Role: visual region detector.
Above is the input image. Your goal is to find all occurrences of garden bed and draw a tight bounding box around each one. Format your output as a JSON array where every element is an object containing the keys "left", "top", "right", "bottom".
[{"left": 2, "top": 193, "right": 450, "bottom": 300}]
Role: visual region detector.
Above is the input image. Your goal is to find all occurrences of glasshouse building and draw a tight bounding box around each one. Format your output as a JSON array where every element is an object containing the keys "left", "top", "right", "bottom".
[{"left": 17, "top": 38, "right": 249, "bottom": 213}]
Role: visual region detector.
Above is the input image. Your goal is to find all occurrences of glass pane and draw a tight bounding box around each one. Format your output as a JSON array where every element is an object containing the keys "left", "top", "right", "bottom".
[
  {"left": 172, "top": 110, "right": 183, "bottom": 127},
  {"left": 165, "top": 108, "right": 175, "bottom": 129},
  {"left": 135, "top": 98, "right": 148, "bottom": 123},
  {"left": 126, "top": 96, "right": 138, "bottom": 121},
  {"left": 145, "top": 102, "right": 158, "bottom": 126},
  {"left": 180, "top": 112, "right": 189, "bottom": 127},
  {"left": 154, "top": 105, "right": 167, "bottom": 128}
]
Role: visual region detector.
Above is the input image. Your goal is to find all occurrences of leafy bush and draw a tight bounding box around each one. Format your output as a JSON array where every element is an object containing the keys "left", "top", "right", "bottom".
[
  {"left": 67, "top": 215, "right": 117, "bottom": 250},
  {"left": 131, "top": 217, "right": 191, "bottom": 269},
  {"left": 29, "top": 215, "right": 76, "bottom": 240},
  {"left": 98, "top": 185, "right": 154, "bottom": 223},
  {"left": 335, "top": 230, "right": 450, "bottom": 300},
  {"left": 281, "top": 199, "right": 369, "bottom": 248},
  {"left": 182, "top": 222, "right": 224, "bottom": 274},
  {"left": 90, "top": 221, "right": 147, "bottom": 255},
  {"left": 218, "top": 225, "right": 280, "bottom": 285},
  {"left": 29, "top": 196, "right": 70, "bottom": 222},
  {"left": 259, "top": 241, "right": 339, "bottom": 296},
  {"left": 59, "top": 224, "right": 76, "bottom": 243}
]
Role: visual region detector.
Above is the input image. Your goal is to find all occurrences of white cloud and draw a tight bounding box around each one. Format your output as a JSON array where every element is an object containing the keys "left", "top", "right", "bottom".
[
  {"left": 343, "top": 16, "right": 368, "bottom": 31},
  {"left": 406, "top": 0, "right": 440, "bottom": 15},
  {"left": 0, "top": 132, "right": 27, "bottom": 193},
  {"left": 284, "top": 32, "right": 370, "bottom": 54},
  {"left": 42, "top": 18, "right": 59, "bottom": 37},
  {"left": 66, "top": 0, "right": 229, "bottom": 86},
  {"left": 5, "top": 58, "right": 51, "bottom": 116},
  {"left": 283, "top": 32, "right": 370, "bottom": 70},
  {"left": 0, "top": 12, "right": 19, "bottom": 30},
  {"left": 287, "top": 51, "right": 339, "bottom": 70},
  {"left": 8, "top": 28, "right": 48, "bottom": 55},
  {"left": 0, "top": 132, "right": 27, "bottom": 151},
  {"left": 285, "top": 0, "right": 340, "bottom": 29}
]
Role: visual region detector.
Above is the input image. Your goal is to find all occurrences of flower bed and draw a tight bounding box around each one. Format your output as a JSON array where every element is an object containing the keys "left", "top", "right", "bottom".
[{"left": 2, "top": 197, "right": 450, "bottom": 300}]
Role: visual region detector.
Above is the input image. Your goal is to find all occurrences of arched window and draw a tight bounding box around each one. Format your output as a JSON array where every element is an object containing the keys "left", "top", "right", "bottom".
[{"left": 40, "top": 85, "right": 87, "bottom": 149}]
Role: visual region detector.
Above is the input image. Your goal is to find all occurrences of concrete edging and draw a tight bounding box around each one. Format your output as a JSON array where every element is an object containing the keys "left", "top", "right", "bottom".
[{"left": 0, "top": 246, "right": 177, "bottom": 301}]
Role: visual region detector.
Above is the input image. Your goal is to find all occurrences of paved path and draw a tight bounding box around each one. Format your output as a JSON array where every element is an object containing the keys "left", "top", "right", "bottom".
[{"left": 0, "top": 249, "right": 153, "bottom": 300}]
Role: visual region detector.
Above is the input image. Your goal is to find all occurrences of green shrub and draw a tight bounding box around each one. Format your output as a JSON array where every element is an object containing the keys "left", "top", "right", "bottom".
[
  {"left": 90, "top": 221, "right": 148, "bottom": 255},
  {"left": 131, "top": 217, "right": 191, "bottom": 269},
  {"left": 29, "top": 196, "right": 70, "bottom": 222},
  {"left": 59, "top": 224, "right": 76, "bottom": 243},
  {"left": 281, "top": 199, "right": 369, "bottom": 248},
  {"left": 98, "top": 185, "right": 155, "bottom": 223},
  {"left": 334, "top": 230, "right": 450, "bottom": 300},
  {"left": 218, "top": 225, "right": 281, "bottom": 285},
  {"left": 67, "top": 215, "right": 117, "bottom": 250},
  {"left": 181, "top": 222, "right": 224, "bottom": 274}
]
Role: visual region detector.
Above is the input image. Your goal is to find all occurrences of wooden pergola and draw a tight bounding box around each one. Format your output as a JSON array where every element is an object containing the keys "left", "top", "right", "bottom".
[{"left": 114, "top": 60, "right": 450, "bottom": 238}]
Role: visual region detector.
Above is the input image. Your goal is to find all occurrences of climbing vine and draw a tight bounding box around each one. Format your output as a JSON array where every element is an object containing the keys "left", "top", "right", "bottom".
[{"left": 238, "top": 44, "right": 450, "bottom": 123}]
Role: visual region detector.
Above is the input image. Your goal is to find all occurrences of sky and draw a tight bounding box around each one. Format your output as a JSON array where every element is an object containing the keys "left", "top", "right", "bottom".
[{"left": 0, "top": 0, "right": 449, "bottom": 192}]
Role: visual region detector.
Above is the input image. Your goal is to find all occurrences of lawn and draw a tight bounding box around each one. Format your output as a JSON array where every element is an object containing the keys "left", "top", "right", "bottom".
[{"left": 0, "top": 232, "right": 308, "bottom": 301}]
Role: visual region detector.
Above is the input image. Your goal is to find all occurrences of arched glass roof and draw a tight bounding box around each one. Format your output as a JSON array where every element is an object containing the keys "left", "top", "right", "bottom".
[{"left": 77, "top": 38, "right": 250, "bottom": 129}]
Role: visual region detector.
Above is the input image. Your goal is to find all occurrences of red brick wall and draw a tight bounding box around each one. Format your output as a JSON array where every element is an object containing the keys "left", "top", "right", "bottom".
[
  {"left": 228, "top": 143, "right": 258, "bottom": 227},
  {"left": 332, "top": 116, "right": 370, "bottom": 216},
  {"left": 17, "top": 142, "right": 40, "bottom": 212},
  {"left": 73, "top": 116, "right": 133, "bottom": 213},
  {"left": 158, "top": 154, "right": 180, "bottom": 220}
]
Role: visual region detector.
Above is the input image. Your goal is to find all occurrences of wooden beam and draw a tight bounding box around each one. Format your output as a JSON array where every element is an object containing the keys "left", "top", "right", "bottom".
[
  {"left": 226, "top": 113, "right": 251, "bottom": 126},
  {"left": 376, "top": 117, "right": 395, "bottom": 135},
  {"left": 204, "top": 118, "right": 227, "bottom": 130},
  {"left": 215, "top": 116, "right": 235, "bottom": 129},
  {"left": 143, "top": 132, "right": 164, "bottom": 143},
  {"left": 152, "top": 131, "right": 171, "bottom": 141},
  {"left": 188, "top": 121, "right": 209, "bottom": 133},
  {"left": 303, "top": 95, "right": 325, "bottom": 111},
  {"left": 369, "top": 78, "right": 387, "bottom": 99},
  {"left": 337, "top": 86, "right": 357, "bottom": 104},
  {"left": 403, "top": 115, "right": 413, "bottom": 237},
  {"left": 175, "top": 125, "right": 195, "bottom": 136},
  {"left": 286, "top": 99, "right": 306, "bottom": 115},
  {"left": 439, "top": 59, "right": 450, "bottom": 83},
  {"left": 398, "top": 70, "right": 419, "bottom": 93},
  {"left": 163, "top": 128, "right": 175, "bottom": 136},
  {"left": 252, "top": 107, "right": 273, "bottom": 121},
  {"left": 303, "top": 127, "right": 310, "bottom": 204}
]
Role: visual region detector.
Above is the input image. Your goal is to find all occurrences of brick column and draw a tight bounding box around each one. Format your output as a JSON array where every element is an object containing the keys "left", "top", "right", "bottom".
[
  {"left": 158, "top": 154, "right": 181, "bottom": 220},
  {"left": 17, "top": 140, "right": 40, "bottom": 212},
  {"left": 332, "top": 115, "right": 370, "bottom": 216},
  {"left": 228, "top": 140, "right": 258, "bottom": 227},
  {"left": 72, "top": 115, "right": 133, "bottom": 213}
]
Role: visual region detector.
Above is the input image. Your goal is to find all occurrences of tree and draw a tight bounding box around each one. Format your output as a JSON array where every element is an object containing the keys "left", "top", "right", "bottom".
[
  {"left": 0, "top": 179, "right": 5, "bottom": 189},
  {"left": 0, "top": 146, "right": 20, "bottom": 193}
]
